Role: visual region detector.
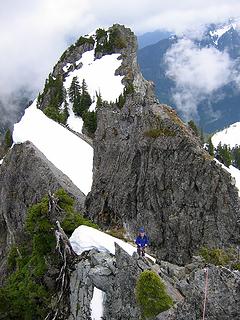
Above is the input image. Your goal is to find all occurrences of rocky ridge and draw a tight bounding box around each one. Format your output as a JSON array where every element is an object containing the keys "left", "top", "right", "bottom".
[
  {"left": 37, "top": 24, "right": 155, "bottom": 115},
  {"left": 0, "top": 24, "right": 239, "bottom": 320}
]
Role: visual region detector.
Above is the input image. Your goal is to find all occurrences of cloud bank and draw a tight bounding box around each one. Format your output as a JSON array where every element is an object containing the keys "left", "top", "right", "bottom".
[
  {"left": 165, "top": 38, "right": 239, "bottom": 120},
  {"left": 1, "top": 0, "right": 240, "bottom": 126}
]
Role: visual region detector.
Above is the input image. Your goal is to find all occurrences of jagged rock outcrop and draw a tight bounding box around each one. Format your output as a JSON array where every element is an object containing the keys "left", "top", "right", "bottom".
[
  {"left": 67, "top": 244, "right": 240, "bottom": 320},
  {"left": 38, "top": 24, "right": 155, "bottom": 114},
  {"left": 0, "top": 141, "right": 85, "bottom": 284},
  {"left": 154, "top": 256, "right": 240, "bottom": 320},
  {"left": 85, "top": 28, "right": 240, "bottom": 265},
  {"left": 160, "top": 265, "right": 240, "bottom": 320},
  {"left": 68, "top": 244, "right": 182, "bottom": 320}
]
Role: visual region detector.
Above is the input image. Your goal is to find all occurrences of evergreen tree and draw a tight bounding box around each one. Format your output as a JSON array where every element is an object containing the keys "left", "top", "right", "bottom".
[
  {"left": 216, "top": 143, "right": 232, "bottom": 167},
  {"left": 81, "top": 79, "right": 92, "bottom": 107},
  {"left": 96, "top": 91, "right": 103, "bottom": 108},
  {"left": 83, "top": 111, "right": 97, "bottom": 135},
  {"left": 232, "top": 146, "right": 240, "bottom": 169},
  {"left": 68, "top": 76, "right": 81, "bottom": 103},
  {"left": 37, "top": 92, "right": 42, "bottom": 107},
  {"left": 116, "top": 93, "right": 125, "bottom": 109},
  {"left": 188, "top": 120, "right": 199, "bottom": 136},
  {"left": 207, "top": 137, "right": 214, "bottom": 156},
  {"left": 54, "top": 75, "right": 65, "bottom": 107},
  {"left": 72, "top": 79, "right": 92, "bottom": 117},
  {"left": 4, "top": 128, "right": 13, "bottom": 149},
  {"left": 60, "top": 104, "right": 69, "bottom": 125},
  {"left": 72, "top": 93, "right": 82, "bottom": 116},
  {"left": 42, "top": 74, "right": 67, "bottom": 124}
]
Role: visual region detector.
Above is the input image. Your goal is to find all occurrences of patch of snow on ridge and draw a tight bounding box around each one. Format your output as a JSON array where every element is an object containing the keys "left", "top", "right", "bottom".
[
  {"left": 13, "top": 101, "right": 93, "bottom": 194},
  {"left": 209, "top": 20, "right": 240, "bottom": 45},
  {"left": 210, "top": 24, "right": 232, "bottom": 43},
  {"left": 214, "top": 159, "right": 240, "bottom": 196},
  {"left": 69, "top": 225, "right": 156, "bottom": 262},
  {"left": 64, "top": 49, "right": 124, "bottom": 112},
  {"left": 212, "top": 122, "right": 240, "bottom": 148},
  {"left": 63, "top": 63, "right": 72, "bottom": 72},
  {"left": 90, "top": 287, "right": 105, "bottom": 320}
]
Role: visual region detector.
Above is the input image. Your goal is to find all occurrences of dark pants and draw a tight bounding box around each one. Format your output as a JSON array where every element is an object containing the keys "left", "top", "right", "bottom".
[{"left": 137, "top": 246, "right": 145, "bottom": 257}]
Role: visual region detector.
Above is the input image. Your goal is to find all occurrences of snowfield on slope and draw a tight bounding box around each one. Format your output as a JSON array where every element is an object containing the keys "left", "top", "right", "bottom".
[
  {"left": 209, "top": 19, "right": 240, "bottom": 45},
  {"left": 215, "top": 159, "right": 240, "bottom": 196},
  {"left": 64, "top": 49, "right": 124, "bottom": 133},
  {"left": 70, "top": 225, "right": 155, "bottom": 262},
  {"left": 212, "top": 122, "right": 240, "bottom": 148},
  {"left": 13, "top": 101, "right": 93, "bottom": 194},
  {"left": 212, "top": 122, "right": 240, "bottom": 196}
]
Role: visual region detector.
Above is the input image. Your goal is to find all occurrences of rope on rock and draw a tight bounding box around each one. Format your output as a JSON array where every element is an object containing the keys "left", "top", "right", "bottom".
[{"left": 202, "top": 267, "right": 209, "bottom": 320}]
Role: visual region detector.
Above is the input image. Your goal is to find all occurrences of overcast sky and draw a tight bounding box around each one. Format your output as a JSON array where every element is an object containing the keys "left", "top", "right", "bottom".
[{"left": 1, "top": 0, "right": 240, "bottom": 115}]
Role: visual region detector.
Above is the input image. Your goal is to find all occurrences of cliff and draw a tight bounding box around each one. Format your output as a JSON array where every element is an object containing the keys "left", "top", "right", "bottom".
[{"left": 84, "top": 26, "right": 240, "bottom": 265}]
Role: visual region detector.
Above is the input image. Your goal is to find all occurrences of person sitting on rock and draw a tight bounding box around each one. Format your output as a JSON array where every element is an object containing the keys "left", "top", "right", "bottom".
[{"left": 135, "top": 227, "right": 149, "bottom": 257}]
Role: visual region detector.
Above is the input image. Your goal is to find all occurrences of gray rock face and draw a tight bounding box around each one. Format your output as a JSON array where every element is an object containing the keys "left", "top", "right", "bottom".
[
  {"left": 0, "top": 141, "right": 85, "bottom": 284},
  {"left": 86, "top": 96, "right": 240, "bottom": 265},
  {"left": 68, "top": 244, "right": 181, "bottom": 320},
  {"left": 68, "top": 245, "right": 143, "bottom": 320},
  {"left": 167, "top": 266, "right": 240, "bottom": 320},
  {"left": 68, "top": 245, "right": 239, "bottom": 320}
]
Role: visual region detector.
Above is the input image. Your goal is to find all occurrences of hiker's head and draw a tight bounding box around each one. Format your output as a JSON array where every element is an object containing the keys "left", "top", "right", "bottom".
[{"left": 139, "top": 227, "right": 145, "bottom": 236}]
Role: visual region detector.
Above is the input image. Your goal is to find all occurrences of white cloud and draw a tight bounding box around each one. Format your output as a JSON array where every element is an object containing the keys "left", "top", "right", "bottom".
[
  {"left": 1, "top": 0, "right": 240, "bottom": 123},
  {"left": 164, "top": 38, "right": 235, "bottom": 119}
]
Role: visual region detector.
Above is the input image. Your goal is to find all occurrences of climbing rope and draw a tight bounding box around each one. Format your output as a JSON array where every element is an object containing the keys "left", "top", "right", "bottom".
[{"left": 202, "top": 267, "right": 209, "bottom": 320}]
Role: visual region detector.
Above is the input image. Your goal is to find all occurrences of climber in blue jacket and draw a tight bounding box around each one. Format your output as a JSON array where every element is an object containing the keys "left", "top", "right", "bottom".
[{"left": 135, "top": 227, "right": 149, "bottom": 257}]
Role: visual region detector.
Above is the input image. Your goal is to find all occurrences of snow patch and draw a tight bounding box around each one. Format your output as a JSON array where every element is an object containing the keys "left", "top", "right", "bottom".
[
  {"left": 66, "top": 102, "right": 83, "bottom": 133},
  {"left": 212, "top": 122, "right": 240, "bottom": 148},
  {"left": 63, "top": 63, "right": 72, "bottom": 72},
  {"left": 214, "top": 159, "right": 240, "bottom": 196},
  {"left": 0, "top": 159, "right": 3, "bottom": 165},
  {"left": 64, "top": 49, "right": 124, "bottom": 112},
  {"left": 210, "top": 25, "right": 232, "bottom": 44},
  {"left": 13, "top": 101, "right": 93, "bottom": 194},
  {"left": 209, "top": 19, "right": 240, "bottom": 45},
  {"left": 90, "top": 287, "right": 105, "bottom": 320},
  {"left": 69, "top": 225, "right": 155, "bottom": 262}
]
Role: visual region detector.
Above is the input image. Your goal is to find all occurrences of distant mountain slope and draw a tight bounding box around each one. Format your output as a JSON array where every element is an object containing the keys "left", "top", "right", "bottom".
[
  {"left": 137, "top": 30, "right": 172, "bottom": 49},
  {"left": 0, "top": 88, "right": 31, "bottom": 134},
  {"left": 138, "top": 19, "right": 240, "bottom": 133}
]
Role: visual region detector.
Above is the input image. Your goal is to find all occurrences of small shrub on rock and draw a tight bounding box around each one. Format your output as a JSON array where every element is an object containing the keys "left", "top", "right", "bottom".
[{"left": 136, "top": 270, "right": 173, "bottom": 319}]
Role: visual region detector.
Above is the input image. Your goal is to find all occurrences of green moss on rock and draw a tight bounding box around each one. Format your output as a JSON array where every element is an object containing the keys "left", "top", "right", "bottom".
[{"left": 144, "top": 127, "right": 176, "bottom": 138}]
